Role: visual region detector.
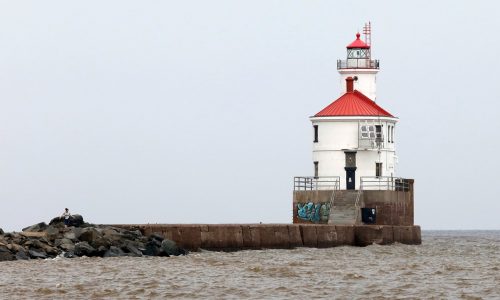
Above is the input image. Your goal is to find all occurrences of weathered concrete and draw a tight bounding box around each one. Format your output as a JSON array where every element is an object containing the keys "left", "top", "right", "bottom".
[
  {"left": 293, "top": 187, "right": 414, "bottom": 226},
  {"left": 114, "top": 224, "right": 421, "bottom": 251}
]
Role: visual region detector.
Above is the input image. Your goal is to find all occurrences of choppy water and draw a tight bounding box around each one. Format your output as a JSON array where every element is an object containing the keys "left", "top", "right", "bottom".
[{"left": 0, "top": 231, "right": 499, "bottom": 299}]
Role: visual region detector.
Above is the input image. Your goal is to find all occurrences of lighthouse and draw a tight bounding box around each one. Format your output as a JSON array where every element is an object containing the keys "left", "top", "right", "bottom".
[
  {"left": 293, "top": 23, "right": 415, "bottom": 227},
  {"left": 311, "top": 24, "right": 397, "bottom": 190}
]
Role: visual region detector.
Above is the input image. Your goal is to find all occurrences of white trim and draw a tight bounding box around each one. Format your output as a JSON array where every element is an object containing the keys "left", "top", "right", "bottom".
[{"left": 310, "top": 116, "right": 398, "bottom": 122}]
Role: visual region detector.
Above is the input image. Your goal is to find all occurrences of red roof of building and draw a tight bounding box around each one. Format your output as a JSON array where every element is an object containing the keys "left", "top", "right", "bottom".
[
  {"left": 347, "top": 33, "right": 370, "bottom": 49},
  {"left": 314, "top": 90, "right": 394, "bottom": 117}
]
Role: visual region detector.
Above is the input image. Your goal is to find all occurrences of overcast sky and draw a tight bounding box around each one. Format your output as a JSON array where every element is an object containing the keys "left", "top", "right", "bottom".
[{"left": 1, "top": 1, "right": 499, "bottom": 231}]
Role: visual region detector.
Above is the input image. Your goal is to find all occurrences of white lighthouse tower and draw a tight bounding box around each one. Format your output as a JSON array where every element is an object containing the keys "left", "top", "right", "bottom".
[{"left": 310, "top": 24, "right": 398, "bottom": 190}]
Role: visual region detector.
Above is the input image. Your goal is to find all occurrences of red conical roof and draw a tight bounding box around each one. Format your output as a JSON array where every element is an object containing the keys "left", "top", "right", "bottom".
[
  {"left": 347, "top": 33, "right": 370, "bottom": 49},
  {"left": 314, "top": 90, "right": 394, "bottom": 117}
]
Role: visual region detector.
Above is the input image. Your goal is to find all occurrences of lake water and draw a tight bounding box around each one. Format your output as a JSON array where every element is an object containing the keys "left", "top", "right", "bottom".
[{"left": 0, "top": 231, "right": 499, "bottom": 299}]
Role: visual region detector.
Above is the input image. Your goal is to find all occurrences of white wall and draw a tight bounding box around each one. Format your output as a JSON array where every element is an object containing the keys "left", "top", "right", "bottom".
[
  {"left": 338, "top": 69, "right": 378, "bottom": 101},
  {"left": 311, "top": 117, "right": 398, "bottom": 189}
]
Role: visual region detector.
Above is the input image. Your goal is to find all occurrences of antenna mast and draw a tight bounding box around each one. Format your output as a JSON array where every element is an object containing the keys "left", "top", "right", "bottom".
[{"left": 363, "top": 21, "right": 372, "bottom": 48}]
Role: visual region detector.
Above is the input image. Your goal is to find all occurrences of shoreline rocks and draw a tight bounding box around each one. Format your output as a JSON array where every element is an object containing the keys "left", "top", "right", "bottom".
[{"left": 0, "top": 215, "right": 186, "bottom": 262}]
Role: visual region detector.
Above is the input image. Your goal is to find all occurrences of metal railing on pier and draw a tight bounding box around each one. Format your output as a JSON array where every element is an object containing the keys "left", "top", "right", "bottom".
[
  {"left": 360, "top": 176, "right": 410, "bottom": 191},
  {"left": 293, "top": 176, "right": 340, "bottom": 191}
]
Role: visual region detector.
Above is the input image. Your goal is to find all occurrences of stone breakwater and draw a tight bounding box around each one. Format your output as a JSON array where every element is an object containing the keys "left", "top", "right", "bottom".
[
  {"left": 1, "top": 220, "right": 421, "bottom": 262},
  {"left": 0, "top": 216, "right": 186, "bottom": 262},
  {"left": 115, "top": 224, "right": 422, "bottom": 251}
]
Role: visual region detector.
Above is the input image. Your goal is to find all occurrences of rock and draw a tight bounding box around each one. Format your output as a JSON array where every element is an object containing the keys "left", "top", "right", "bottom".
[
  {"left": 0, "top": 228, "right": 4, "bottom": 235},
  {"left": 49, "top": 214, "right": 84, "bottom": 227},
  {"left": 70, "top": 215, "right": 84, "bottom": 227},
  {"left": 45, "top": 226, "right": 61, "bottom": 241},
  {"left": 104, "top": 246, "right": 125, "bottom": 258},
  {"left": 59, "top": 242, "right": 75, "bottom": 252},
  {"left": 8, "top": 243, "right": 23, "bottom": 253},
  {"left": 122, "top": 229, "right": 142, "bottom": 240},
  {"left": 142, "top": 240, "right": 161, "bottom": 256},
  {"left": 64, "top": 231, "right": 77, "bottom": 240},
  {"left": 28, "top": 249, "right": 47, "bottom": 259},
  {"left": 150, "top": 232, "right": 164, "bottom": 242},
  {"left": 49, "top": 216, "right": 63, "bottom": 226},
  {"left": 74, "top": 241, "right": 96, "bottom": 257},
  {"left": 78, "top": 228, "right": 101, "bottom": 244},
  {"left": 15, "top": 249, "right": 29, "bottom": 260},
  {"left": 63, "top": 251, "right": 75, "bottom": 258},
  {"left": 90, "top": 236, "right": 110, "bottom": 250},
  {"left": 160, "top": 239, "right": 186, "bottom": 256},
  {"left": 22, "top": 222, "right": 48, "bottom": 232},
  {"left": 123, "top": 242, "right": 143, "bottom": 257},
  {"left": 0, "top": 245, "right": 15, "bottom": 261},
  {"left": 56, "top": 238, "right": 75, "bottom": 252}
]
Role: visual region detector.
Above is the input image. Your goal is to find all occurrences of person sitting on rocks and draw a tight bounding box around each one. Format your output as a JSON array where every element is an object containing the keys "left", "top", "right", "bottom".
[{"left": 61, "top": 208, "right": 71, "bottom": 227}]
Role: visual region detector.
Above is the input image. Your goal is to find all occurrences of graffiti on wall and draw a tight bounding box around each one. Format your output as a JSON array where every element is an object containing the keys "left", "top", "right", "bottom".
[{"left": 297, "top": 202, "right": 330, "bottom": 223}]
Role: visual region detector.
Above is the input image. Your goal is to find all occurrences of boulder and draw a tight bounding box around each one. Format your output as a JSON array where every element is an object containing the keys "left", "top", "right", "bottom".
[
  {"left": 160, "top": 239, "right": 186, "bottom": 256},
  {"left": 7, "top": 243, "right": 23, "bottom": 253},
  {"left": 121, "top": 229, "right": 142, "bottom": 240},
  {"left": 25, "top": 239, "right": 58, "bottom": 257},
  {"left": 74, "top": 241, "right": 96, "bottom": 257},
  {"left": 22, "top": 222, "right": 48, "bottom": 232},
  {"left": 142, "top": 240, "right": 161, "bottom": 256},
  {"left": 15, "top": 248, "right": 29, "bottom": 260},
  {"left": 59, "top": 241, "right": 75, "bottom": 252},
  {"left": 0, "top": 228, "right": 4, "bottom": 235},
  {"left": 45, "top": 226, "right": 61, "bottom": 241},
  {"left": 70, "top": 215, "right": 84, "bottom": 227},
  {"left": 63, "top": 251, "right": 75, "bottom": 258},
  {"left": 104, "top": 246, "right": 125, "bottom": 258},
  {"left": 49, "top": 214, "right": 84, "bottom": 227},
  {"left": 28, "top": 249, "right": 47, "bottom": 259},
  {"left": 78, "top": 228, "right": 101, "bottom": 244},
  {"left": 65, "top": 227, "right": 83, "bottom": 240},
  {"left": 0, "top": 245, "right": 15, "bottom": 261},
  {"left": 102, "top": 229, "right": 125, "bottom": 246},
  {"left": 150, "top": 232, "right": 164, "bottom": 242},
  {"left": 123, "top": 242, "right": 143, "bottom": 257}
]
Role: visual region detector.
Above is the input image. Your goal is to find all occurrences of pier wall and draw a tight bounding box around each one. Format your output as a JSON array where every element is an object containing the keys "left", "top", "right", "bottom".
[
  {"left": 114, "top": 224, "right": 421, "bottom": 251},
  {"left": 293, "top": 189, "right": 414, "bottom": 225}
]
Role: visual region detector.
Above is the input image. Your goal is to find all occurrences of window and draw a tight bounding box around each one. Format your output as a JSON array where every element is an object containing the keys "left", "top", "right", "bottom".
[
  {"left": 376, "top": 162, "right": 382, "bottom": 177},
  {"left": 391, "top": 126, "right": 395, "bottom": 143},
  {"left": 360, "top": 125, "right": 376, "bottom": 139},
  {"left": 388, "top": 125, "right": 392, "bottom": 143},
  {"left": 314, "top": 161, "right": 319, "bottom": 178},
  {"left": 313, "top": 125, "right": 318, "bottom": 143},
  {"left": 375, "top": 125, "right": 382, "bottom": 139}
]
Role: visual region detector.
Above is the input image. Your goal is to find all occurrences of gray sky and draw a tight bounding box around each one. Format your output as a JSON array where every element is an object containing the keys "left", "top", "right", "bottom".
[{"left": 1, "top": 1, "right": 499, "bottom": 231}]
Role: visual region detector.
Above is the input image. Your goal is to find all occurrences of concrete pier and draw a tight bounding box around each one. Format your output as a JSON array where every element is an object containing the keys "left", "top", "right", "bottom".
[{"left": 114, "top": 224, "right": 421, "bottom": 251}]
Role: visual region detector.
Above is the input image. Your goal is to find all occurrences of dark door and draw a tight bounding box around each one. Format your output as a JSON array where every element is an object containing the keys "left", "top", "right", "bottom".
[{"left": 346, "top": 168, "right": 356, "bottom": 190}]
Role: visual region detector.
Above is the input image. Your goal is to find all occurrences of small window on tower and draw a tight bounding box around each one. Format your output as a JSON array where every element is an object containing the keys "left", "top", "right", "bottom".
[
  {"left": 314, "top": 161, "right": 319, "bottom": 178},
  {"left": 376, "top": 162, "right": 382, "bottom": 177},
  {"left": 360, "top": 125, "right": 376, "bottom": 139},
  {"left": 313, "top": 125, "right": 318, "bottom": 143},
  {"left": 369, "top": 126, "right": 376, "bottom": 138}
]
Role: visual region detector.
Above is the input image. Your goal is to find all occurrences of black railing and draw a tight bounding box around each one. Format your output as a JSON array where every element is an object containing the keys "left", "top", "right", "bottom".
[{"left": 337, "top": 59, "right": 379, "bottom": 70}]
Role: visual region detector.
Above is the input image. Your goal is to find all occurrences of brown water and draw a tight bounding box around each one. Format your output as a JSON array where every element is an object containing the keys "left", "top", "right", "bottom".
[{"left": 0, "top": 231, "right": 499, "bottom": 299}]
